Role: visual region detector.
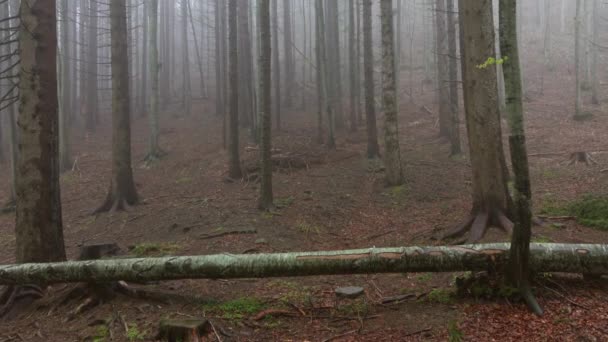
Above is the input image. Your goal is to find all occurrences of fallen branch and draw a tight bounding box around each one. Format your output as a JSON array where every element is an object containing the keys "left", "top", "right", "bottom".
[
  {"left": 198, "top": 229, "right": 257, "bottom": 240},
  {"left": 253, "top": 309, "right": 297, "bottom": 321}
]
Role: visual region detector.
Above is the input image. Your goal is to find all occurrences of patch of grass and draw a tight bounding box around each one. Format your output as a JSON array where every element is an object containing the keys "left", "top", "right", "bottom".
[
  {"left": 130, "top": 242, "right": 180, "bottom": 257},
  {"left": 126, "top": 324, "right": 145, "bottom": 341},
  {"left": 448, "top": 320, "right": 463, "bottom": 342},
  {"left": 175, "top": 176, "right": 193, "bottom": 184},
  {"left": 425, "top": 289, "right": 454, "bottom": 304},
  {"left": 336, "top": 300, "right": 369, "bottom": 317},
  {"left": 540, "top": 168, "right": 559, "bottom": 179},
  {"left": 295, "top": 221, "right": 321, "bottom": 235},
  {"left": 92, "top": 325, "right": 109, "bottom": 342},
  {"left": 416, "top": 273, "right": 433, "bottom": 282},
  {"left": 532, "top": 235, "right": 553, "bottom": 243},
  {"left": 202, "top": 297, "right": 266, "bottom": 320},
  {"left": 540, "top": 195, "right": 608, "bottom": 230}
]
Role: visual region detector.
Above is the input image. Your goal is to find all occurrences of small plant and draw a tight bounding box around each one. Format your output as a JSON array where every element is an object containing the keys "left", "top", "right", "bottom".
[
  {"left": 130, "top": 242, "right": 180, "bottom": 257},
  {"left": 126, "top": 324, "right": 145, "bottom": 341},
  {"left": 425, "top": 289, "right": 454, "bottom": 304},
  {"left": 295, "top": 221, "right": 321, "bottom": 235},
  {"left": 448, "top": 320, "right": 463, "bottom": 342},
  {"left": 337, "top": 300, "right": 369, "bottom": 317},
  {"left": 92, "top": 325, "right": 109, "bottom": 342},
  {"left": 476, "top": 56, "right": 508, "bottom": 69},
  {"left": 540, "top": 195, "right": 608, "bottom": 230},
  {"left": 416, "top": 273, "right": 432, "bottom": 282},
  {"left": 202, "top": 297, "right": 266, "bottom": 320},
  {"left": 275, "top": 196, "right": 295, "bottom": 208},
  {"left": 532, "top": 235, "right": 552, "bottom": 243}
]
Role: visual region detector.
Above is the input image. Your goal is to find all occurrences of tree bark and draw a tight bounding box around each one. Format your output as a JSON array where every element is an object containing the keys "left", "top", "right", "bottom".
[
  {"left": 283, "top": 0, "right": 294, "bottom": 109},
  {"left": 59, "top": 0, "right": 72, "bottom": 172},
  {"left": 447, "top": 0, "right": 512, "bottom": 243},
  {"left": 227, "top": 0, "right": 242, "bottom": 179},
  {"left": 1, "top": 243, "right": 607, "bottom": 285},
  {"left": 257, "top": 0, "right": 273, "bottom": 210},
  {"left": 16, "top": 0, "right": 66, "bottom": 263},
  {"left": 348, "top": 0, "right": 358, "bottom": 132},
  {"left": 181, "top": 0, "right": 192, "bottom": 116},
  {"left": 381, "top": 0, "right": 404, "bottom": 186},
  {"left": 446, "top": 0, "right": 461, "bottom": 156},
  {"left": 96, "top": 0, "right": 139, "bottom": 213},
  {"left": 435, "top": 0, "right": 450, "bottom": 139},
  {"left": 590, "top": 0, "right": 599, "bottom": 105},
  {"left": 145, "top": 0, "right": 163, "bottom": 161},
  {"left": 574, "top": 0, "right": 582, "bottom": 117},
  {"left": 86, "top": 0, "right": 98, "bottom": 131},
  {"left": 500, "top": 0, "right": 542, "bottom": 316},
  {"left": 314, "top": 0, "right": 325, "bottom": 144},
  {"left": 271, "top": 0, "right": 281, "bottom": 130},
  {"left": 363, "top": 0, "right": 380, "bottom": 159}
]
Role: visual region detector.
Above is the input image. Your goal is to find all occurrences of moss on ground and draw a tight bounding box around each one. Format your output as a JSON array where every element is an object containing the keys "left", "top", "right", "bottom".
[{"left": 540, "top": 195, "right": 608, "bottom": 230}]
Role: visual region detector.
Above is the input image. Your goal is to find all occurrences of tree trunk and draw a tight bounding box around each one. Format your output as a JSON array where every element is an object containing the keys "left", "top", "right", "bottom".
[
  {"left": 146, "top": 0, "right": 163, "bottom": 161},
  {"left": 500, "top": 0, "right": 542, "bottom": 316},
  {"left": 182, "top": 0, "right": 192, "bottom": 116},
  {"left": 283, "top": 0, "right": 294, "bottom": 109},
  {"left": 446, "top": 0, "right": 512, "bottom": 243},
  {"left": 271, "top": 0, "right": 281, "bottom": 131},
  {"left": 59, "top": 0, "right": 72, "bottom": 172},
  {"left": 257, "top": 0, "right": 273, "bottom": 210},
  {"left": 321, "top": 1, "right": 335, "bottom": 149},
  {"left": 381, "top": 0, "right": 404, "bottom": 186},
  {"left": 237, "top": 0, "right": 254, "bottom": 130},
  {"left": 363, "top": 0, "right": 380, "bottom": 159},
  {"left": 314, "top": 0, "right": 325, "bottom": 144},
  {"left": 227, "top": 0, "right": 242, "bottom": 179},
  {"left": 214, "top": 0, "right": 225, "bottom": 119},
  {"left": 435, "top": 0, "right": 450, "bottom": 139},
  {"left": 140, "top": 0, "right": 148, "bottom": 117},
  {"left": 86, "top": 0, "right": 98, "bottom": 131},
  {"left": 590, "top": 0, "right": 599, "bottom": 105},
  {"left": 1, "top": 243, "right": 607, "bottom": 285},
  {"left": 2, "top": 0, "right": 17, "bottom": 207},
  {"left": 447, "top": 0, "right": 461, "bottom": 156},
  {"left": 574, "top": 0, "right": 582, "bottom": 117},
  {"left": 96, "top": 0, "right": 139, "bottom": 213},
  {"left": 16, "top": 0, "right": 66, "bottom": 263},
  {"left": 348, "top": 0, "right": 358, "bottom": 132}
]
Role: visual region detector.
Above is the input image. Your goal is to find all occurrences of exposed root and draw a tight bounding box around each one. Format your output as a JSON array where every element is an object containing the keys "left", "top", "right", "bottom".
[
  {"left": 567, "top": 151, "right": 598, "bottom": 166},
  {"left": 0, "top": 285, "right": 43, "bottom": 320},
  {"left": 0, "top": 199, "right": 15, "bottom": 214},
  {"left": 442, "top": 209, "right": 514, "bottom": 244},
  {"left": 143, "top": 148, "right": 168, "bottom": 165}
]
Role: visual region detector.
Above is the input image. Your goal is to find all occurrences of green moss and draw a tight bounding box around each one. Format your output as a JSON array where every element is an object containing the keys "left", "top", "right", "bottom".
[
  {"left": 92, "top": 325, "right": 109, "bottom": 342},
  {"left": 336, "top": 300, "right": 369, "bottom": 316},
  {"left": 130, "top": 242, "right": 180, "bottom": 257},
  {"left": 425, "top": 289, "right": 454, "bottom": 304},
  {"left": 540, "top": 195, "right": 608, "bottom": 230},
  {"left": 126, "top": 324, "right": 146, "bottom": 341},
  {"left": 416, "top": 273, "right": 432, "bottom": 282},
  {"left": 202, "top": 297, "right": 266, "bottom": 320}
]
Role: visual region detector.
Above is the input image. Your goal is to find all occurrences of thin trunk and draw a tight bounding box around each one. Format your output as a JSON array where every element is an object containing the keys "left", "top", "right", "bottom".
[
  {"left": 447, "top": 0, "right": 461, "bottom": 155},
  {"left": 258, "top": 0, "right": 273, "bottom": 210},
  {"left": 272, "top": 0, "right": 281, "bottom": 130},
  {"left": 140, "top": 0, "right": 148, "bottom": 117},
  {"left": 182, "top": 0, "right": 192, "bottom": 116},
  {"left": 186, "top": 0, "right": 206, "bottom": 99},
  {"left": 435, "top": 0, "right": 450, "bottom": 138},
  {"left": 86, "top": 0, "right": 98, "bottom": 131},
  {"left": 228, "top": 0, "right": 242, "bottom": 179},
  {"left": 500, "top": 0, "right": 542, "bottom": 316},
  {"left": 348, "top": 0, "right": 358, "bottom": 132},
  {"left": 283, "top": 0, "right": 293, "bottom": 109},
  {"left": 314, "top": 0, "right": 325, "bottom": 144},
  {"left": 574, "top": 0, "right": 582, "bottom": 117},
  {"left": 381, "top": 0, "right": 404, "bottom": 186},
  {"left": 363, "top": 0, "right": 380, "bottom": 159},
  {"left": 146, "top": 0, "right": 163, "bottom": 161},
  {"left": 59, "top": 0, "right": 72, "bottom": 172},
  {"left": 590, "top": 0, "right": 599, "bottom": 105}
]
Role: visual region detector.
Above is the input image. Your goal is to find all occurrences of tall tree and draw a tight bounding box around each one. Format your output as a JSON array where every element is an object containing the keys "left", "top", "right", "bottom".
[
  {"left": 145, "top": 0, "right": 164, "bottom": 161},
  {"left": 348, "top": 0, "right": 358, "bottom": 132},
  {"left": 574, "top": 0, "right": 582, "bottom": 118},
  {"left": 227, "top": 0, "right": 242, "bottom": 179},
  {"left": 238, "top": 0, "right": 254, "bottom": 131},
  {"left": 363, "top": 0, "right": 380, "bottom": 159},
  {"left": 15, "top": 0, "right": 66, "bottom": 263},
  {"left": 283, "top": 0, "right": 294, "bottom": 109},
  {"left": 447, "top": 0, "right": 461, "bottom": 155},
  {"left": 271, "top": 0, "right": 281, "bottom": 130},
  {"left": 96, "top": 0, "right": 139, "bottom": 213},
  {"left": 443, "top": 0, "right": 513, "bottom": 243},
  {"left": 214, "top": 0, "right": 225, "bottom": 119},
  {"left": 258, "top": 0, "right": 273, "bottom": 210},
  {"left": 181, "top": 0, "right": 192, "bottom": 116},
  {"left": 59, "top": 0, "right": 72, "bottom": 172},
  {"left": 500, "top": 0, "right": 543, "bottom": 316},
  {"left": 1, "top": 0, "right": 17, "bottom": 210},
  {"left": 381, "top": 0, "right": 403, "bottom": 186},
  {"left": 86, "top": 0, "right": 98, "bottom": 131},
  {"left": 590, "top": 0, "right": 599, "bottom": 105},
  {"left": 435, "top": 0, "right": 450, "bottom": 139},
  {"left": 314, "top": 0, "right": 326, "bottom": 144},
  {"left": 326, "top": 0, "right": 344, "bottom": 129}
]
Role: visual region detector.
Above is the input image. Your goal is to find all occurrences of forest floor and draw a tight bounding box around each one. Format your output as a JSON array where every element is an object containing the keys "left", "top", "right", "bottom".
[{"left": 2, "top": 68, "right": 608, "bottom": 340}]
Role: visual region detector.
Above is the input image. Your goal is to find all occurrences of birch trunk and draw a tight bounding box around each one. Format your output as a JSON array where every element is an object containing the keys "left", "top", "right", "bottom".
[{"left": 1, "top": 244, "right": 607, "bottom": 285}]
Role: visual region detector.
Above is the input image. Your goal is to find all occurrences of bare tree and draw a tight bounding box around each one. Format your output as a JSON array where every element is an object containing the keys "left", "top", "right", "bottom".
[
  {"left": 227, "top": 0, "right": 242, "bottom": 179},
  {"left": 145, "top": 0, "right": 164, "bottom": 162},
  {"left": 181, "top": 0, "right": 192, "bottom": 116},
  {"left": 258, "top": 0, "right": 274, "bottom": 210},
  {"left": 272, "top": 0, "right": 281, "bottom": 130},
  {"left": 447, "top": 0, "right": 461, "bottom": 156},
  {"left": 96, "top": 0, "right": 139, "bottom": 213},
  {"left": 363, "top": 0, "right": 379, "bottom": 159}
]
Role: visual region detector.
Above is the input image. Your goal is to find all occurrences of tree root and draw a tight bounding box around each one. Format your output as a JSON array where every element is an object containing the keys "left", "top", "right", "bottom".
[
  {"left": 567, "top": 151, "right": 598, "bottom": 166},
  {"left": 441, "top": 210, "right": 513, "bottom": 243},
  {"left": 0, "top": 285, "right": 43, "bottom": 319},
  {"left": 94, "top": 192, "right": 139, "bottom": 214},
  {"left": 143, "top": 148, "right": 168, "bottom": 165}
]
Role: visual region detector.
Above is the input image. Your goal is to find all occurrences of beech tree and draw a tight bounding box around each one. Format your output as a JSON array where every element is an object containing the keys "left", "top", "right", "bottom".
[
  {"left": 96, "top": 0, "right": 139, "bottom": 213},
  {"left": 443, "top": 0, "right": 513, "bottom": 243}
]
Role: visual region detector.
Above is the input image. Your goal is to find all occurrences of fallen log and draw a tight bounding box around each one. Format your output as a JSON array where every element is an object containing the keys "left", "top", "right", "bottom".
[{"left": 0, "top": 243, "right": 606, "bottom": 285}]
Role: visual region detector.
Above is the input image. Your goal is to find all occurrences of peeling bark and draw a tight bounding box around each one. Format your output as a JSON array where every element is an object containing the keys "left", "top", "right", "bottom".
[{"left": 0, "top": 244, "right": 607, "bottom": 285}]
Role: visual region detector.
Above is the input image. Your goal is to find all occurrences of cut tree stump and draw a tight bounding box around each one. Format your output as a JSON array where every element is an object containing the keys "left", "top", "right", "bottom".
[
  {"left": 157, "top": 319, "right": 212, "bottom": 342},
  {"left": 567, "top": 152, "right": 598, "bottom": 166}
]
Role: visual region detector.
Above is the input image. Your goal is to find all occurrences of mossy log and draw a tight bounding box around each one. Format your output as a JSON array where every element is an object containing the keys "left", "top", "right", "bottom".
[{"left": 0, "top": 243, "right": 607, "bottom": 285}]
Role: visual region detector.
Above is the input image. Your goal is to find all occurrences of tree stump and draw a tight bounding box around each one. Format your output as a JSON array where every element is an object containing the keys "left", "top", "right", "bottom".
[
  {"left": 568, "top": 152, "right": 598, "bottom": 166},
  {"left": 157, "top": 319, "right": 212, "bottom": 342}
]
